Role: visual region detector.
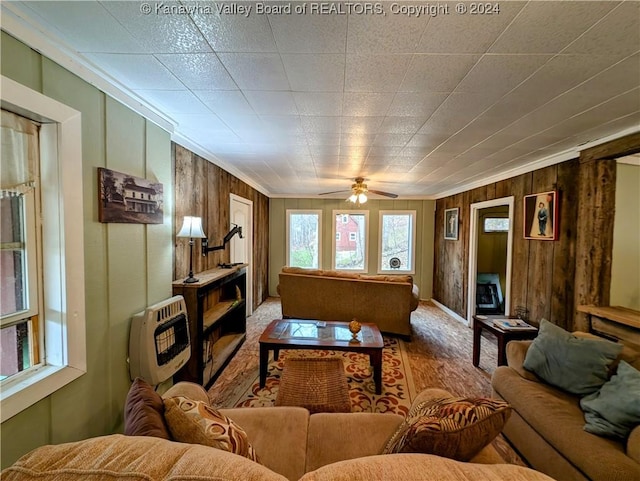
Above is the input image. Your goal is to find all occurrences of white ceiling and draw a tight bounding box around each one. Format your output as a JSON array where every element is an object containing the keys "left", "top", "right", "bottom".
[{"left": 4, "top": 1, "right": 640, "bottom": 198}]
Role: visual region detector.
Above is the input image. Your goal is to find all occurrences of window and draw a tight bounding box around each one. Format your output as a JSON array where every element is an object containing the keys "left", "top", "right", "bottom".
[
  {"left": 333, "top": 211, "right": 368, "bottom": 272},
  {"left": 378, "top": 211, "right": 416, "bottom": 274},
  {"left": 1, "top": 76, "right": 86, "bottom": 422},
  {"left": 286, "top": 210, "right": 322, "bottom": 269},
  {"left": 483, "top": 217, "right": 510, "bottom": 233}
]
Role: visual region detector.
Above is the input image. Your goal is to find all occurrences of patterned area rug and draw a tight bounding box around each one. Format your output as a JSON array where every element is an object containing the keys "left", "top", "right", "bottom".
[{"left": 219, "top": 336, "right": 417, "bottom": 416}]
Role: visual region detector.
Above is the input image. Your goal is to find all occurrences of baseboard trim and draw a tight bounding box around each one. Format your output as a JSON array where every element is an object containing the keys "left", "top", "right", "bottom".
[{"left": 431, "top": 299, "right": 469, "bottom": 326}]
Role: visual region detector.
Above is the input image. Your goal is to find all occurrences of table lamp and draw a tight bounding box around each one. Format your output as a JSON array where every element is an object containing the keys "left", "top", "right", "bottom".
[{"left": 177, "top": 216, "right": 206, "bottom": 283}]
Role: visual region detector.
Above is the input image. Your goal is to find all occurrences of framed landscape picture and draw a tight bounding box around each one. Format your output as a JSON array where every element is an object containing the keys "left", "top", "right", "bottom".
[
  {"left": 523, "top": 191, "right": 557, "bottom": 240},
  {"left": 444, "top": 208, "right": 459, "bottom": 240},
  {"left": 98, "top": 167, "right": 163, "bottom": 224}
]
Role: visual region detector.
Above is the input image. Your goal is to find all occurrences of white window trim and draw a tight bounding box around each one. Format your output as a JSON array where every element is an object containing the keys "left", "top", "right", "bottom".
[
  {"left": 285, "top": 209, "right": 322, "bottom": 269},
  {"left": 1, "top": 75, "right": 86, "bottom": 422},
  {"left": 378, "top": 210, "right": 417, "bottom": 275},
  {"left": 332, "top": 210, "right": 369, "bottom": 273}
]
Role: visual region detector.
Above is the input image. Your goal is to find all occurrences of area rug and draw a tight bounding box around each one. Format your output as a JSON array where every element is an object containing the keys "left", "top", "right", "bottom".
[{"left": 217, "top": 336, "right": 417, "bottom": 416}]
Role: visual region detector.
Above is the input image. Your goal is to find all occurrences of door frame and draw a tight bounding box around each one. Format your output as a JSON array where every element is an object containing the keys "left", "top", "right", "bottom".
[
  {"left": 230, "top": 194, "right": 253, "bottom": 316},
  {"left": 467, "top": 196, "right": 515, "bottom": 326}
]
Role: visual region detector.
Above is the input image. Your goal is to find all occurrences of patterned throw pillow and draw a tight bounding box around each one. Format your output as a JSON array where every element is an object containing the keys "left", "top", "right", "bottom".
[
  {"left": 383, "top": 397, "right": 511, "bottom": 461},
  {"left": 163, "top": 396, "right": 259, "bottom": 462}
]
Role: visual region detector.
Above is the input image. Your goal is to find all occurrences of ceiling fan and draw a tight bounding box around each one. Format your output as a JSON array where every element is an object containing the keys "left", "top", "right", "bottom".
[{"left": 319, "top": 177, "right": 398, "bottom": 204}]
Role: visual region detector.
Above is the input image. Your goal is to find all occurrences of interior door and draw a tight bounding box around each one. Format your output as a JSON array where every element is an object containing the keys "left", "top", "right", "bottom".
[{"left": 230, "top": 194, "right": 253, "bottom": 316}]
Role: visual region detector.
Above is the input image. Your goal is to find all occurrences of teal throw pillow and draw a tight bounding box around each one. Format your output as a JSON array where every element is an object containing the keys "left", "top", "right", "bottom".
[
  {"left": 523, "top": 319, "right": 622, "bottom": 395},
  {"left": 580, "top": 361, "right": 640, "bottom": 439}
]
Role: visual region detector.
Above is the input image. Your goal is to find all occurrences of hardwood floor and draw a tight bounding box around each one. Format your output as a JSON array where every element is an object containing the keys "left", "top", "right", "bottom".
[{"left": 209, "top": 297, "right": 524, "bottom": 465}]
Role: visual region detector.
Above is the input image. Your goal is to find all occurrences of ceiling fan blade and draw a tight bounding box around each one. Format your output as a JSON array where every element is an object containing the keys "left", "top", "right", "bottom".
[
  {"left": 318, "top": 190, "right": 350, "bottom": 195},
  {"left": 369, "top": 189, "right": 398, "bottom": 199}
]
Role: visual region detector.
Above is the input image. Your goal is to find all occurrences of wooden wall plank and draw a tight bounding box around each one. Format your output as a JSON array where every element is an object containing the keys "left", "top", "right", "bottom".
[
  {"left": 509, "top": 173, "right": 532, "bottom": 318},
  {"left": 551, "top": 158, "right": 579, "bottom": 329},
  {"left": 526, "top": 166, "right": 558, "bottom": 324}
]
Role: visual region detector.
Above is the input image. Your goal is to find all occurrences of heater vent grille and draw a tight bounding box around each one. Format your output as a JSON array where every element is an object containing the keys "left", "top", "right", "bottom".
[{"left": 129, "top": 295, "right": 191, "bottom": 385}]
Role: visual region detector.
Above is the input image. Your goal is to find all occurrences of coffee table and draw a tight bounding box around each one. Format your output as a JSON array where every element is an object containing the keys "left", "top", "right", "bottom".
[{"left": 259, "top": 319, "right": 385, "bottom": 394}]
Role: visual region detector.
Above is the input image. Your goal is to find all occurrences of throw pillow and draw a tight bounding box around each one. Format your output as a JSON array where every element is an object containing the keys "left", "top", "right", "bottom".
[
  {"left": 123, "top": 377, "right": 170, "bottom": 439},
  {"left": 523, "top": 319, "right": 623, "bottom": 395},
  {"left": 580, "top": 361, "right": 640, "bottom": 439},
  {"left": 163, "top": 396, "right": 259, "bottom": 462},
  {"left": 382, "top": 396, "right": 511, "bottom": 461}
]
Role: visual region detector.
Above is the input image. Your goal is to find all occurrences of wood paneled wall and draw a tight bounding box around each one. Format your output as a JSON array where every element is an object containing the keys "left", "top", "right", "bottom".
[
  {"left": 434, "top": 160, "right": 580, "bottom": 330},
  {"left": 435, "top": 131, "right": 640, "bottom": 331},
  {"left": 173, "top": 143, "right": 270, "bottom": 309}
]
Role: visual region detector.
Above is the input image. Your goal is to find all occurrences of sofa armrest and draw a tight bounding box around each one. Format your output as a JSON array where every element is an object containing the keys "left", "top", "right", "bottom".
[
  {"left": 505, "top": 340, "right": 540, "bottom": 382},
  {"left": 162, "top": 381, "right": 210, "bottom": 404},
  {"left": 628, "top": 425, "right": 640, "bottom": 464}
]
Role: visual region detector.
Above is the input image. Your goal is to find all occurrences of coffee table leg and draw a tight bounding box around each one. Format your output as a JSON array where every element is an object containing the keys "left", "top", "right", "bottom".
[
  {"left": 371, "top": 350, "right": 383, "bottom": 395},
  {"left": 472, "top": 322, "right": 481, "bottom": 367},
  {"left": 259, "top": 345, "right": 269, "bottom": 388},
  {"left": 274, "top": 348, "right": 280, "bottom": 361}
]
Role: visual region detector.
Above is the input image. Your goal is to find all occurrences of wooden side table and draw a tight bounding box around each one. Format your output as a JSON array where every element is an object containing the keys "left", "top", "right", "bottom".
[{"left": 472, "top": 316, "right": 538, "bottom": 367}]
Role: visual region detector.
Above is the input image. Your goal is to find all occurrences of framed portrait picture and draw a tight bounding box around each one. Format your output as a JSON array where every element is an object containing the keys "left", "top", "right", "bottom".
[
  {"left": 523, "top": 191, "right": 557, "bottom": 240},
  {"left": 444, "top": 208, "right": 459, "bottom": 240},
  {"left": 98, "top": 167, "right": 164, "bottom": 224}
]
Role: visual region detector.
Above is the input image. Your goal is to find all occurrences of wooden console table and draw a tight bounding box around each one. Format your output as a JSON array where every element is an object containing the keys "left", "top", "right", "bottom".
[
  {"left": 577, "top": 305, "right": 640, "bottom": 350},
  {"left": 472, "top": 316, "right": 538, "bottom": 367},
  {"left": 172, "top": 265, "right": 247, "bottom": 388}
]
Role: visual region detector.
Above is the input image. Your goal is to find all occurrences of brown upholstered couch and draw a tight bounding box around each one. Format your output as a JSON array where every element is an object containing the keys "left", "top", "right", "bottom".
[
  {"left": 277, "top": 267, "right": 420, "bottom": 339},
  {"left": 492, "top": 339, "right": 640, "bottom": 481},
  {"left": 2, "top": 382, "right": 555, "bottom": 481}
]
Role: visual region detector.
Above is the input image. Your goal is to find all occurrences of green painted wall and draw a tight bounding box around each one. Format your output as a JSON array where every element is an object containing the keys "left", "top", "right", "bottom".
[
  {"left": 1, "top": 32, "right": 173, "bottom": 467},
  {"left": 269, "top": 198, "right": 435, "bottom": 299},
  {"left": 611, "top": 162, "right": 640, "bottom": 310}
]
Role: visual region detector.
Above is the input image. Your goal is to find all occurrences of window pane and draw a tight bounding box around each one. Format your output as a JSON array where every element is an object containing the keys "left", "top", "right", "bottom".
[
  {"left": 381, "top": 214, "right": 413, "bottom": 271},
  {"left": 288, "top": 213, "right": 320, "bottom": 268},
  {"left": 335, "top": 213, "right": 366, "bottom": 270},
  {"left": 0, "top": 320, "right": 32, "bottom": 380},
  {"left": 1, "top": 195, "right": 27, "bottom": 317},
  {"left": 484, "top": 217, "right": 510, "bottom": 233}
]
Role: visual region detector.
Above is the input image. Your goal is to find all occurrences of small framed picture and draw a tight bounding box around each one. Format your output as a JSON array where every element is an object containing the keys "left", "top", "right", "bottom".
[
  {"left": 523, "top": 191, "right": 557, "bottom": 240},
  {"left": 98, "top": 167, "right": 164, "bottom": 224},
  {"left": 444, "top": 208, "right": 459, "bottom": 240}
]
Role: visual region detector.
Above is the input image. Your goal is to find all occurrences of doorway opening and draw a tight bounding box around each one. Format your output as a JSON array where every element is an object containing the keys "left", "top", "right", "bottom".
[
  {"left": 230, "top": 194, "right": 253, "bottom": 316},
  {"left": 467, "top": 197, "right": 514, "bottom": 325}
]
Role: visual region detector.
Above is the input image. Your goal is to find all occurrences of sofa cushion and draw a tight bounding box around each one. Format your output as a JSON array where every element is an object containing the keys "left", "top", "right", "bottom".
[
  {"left": 123, "top": 377, "right": 170, "bottom": 439},
  {"left": 164, "top": 396, "right": 259, "bottom": 462},
  {"left": 382, "top": 397, "right": 511, "bottom": 461},
  {"left": 1, "top": 434, "right": 286, "bottom": 481},
  {"left": 523, "top": 319, "right": 622, "bottom": 395},
  {"left": 580, "top": 361, "right": 640, "bottom": 439},
  {"left": 299, "top": 453, "right": 556, "bottom": 481}
]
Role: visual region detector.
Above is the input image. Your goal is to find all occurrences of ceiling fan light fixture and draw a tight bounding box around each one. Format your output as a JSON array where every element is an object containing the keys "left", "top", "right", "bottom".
[
  {"left": 348, "top": 193, "right": 358, "bottom": 203},
  {"left": 358, "top": 193, "right": 367, "bottom": 203}
]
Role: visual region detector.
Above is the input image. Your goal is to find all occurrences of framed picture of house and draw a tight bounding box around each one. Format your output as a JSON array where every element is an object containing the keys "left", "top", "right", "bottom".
[
  {"left": 98, "top": 167, "right": 163, "bottom": 224},
  {"left": 444, "top": 208, "right": 459, "bottom": 240},
  {"left": 523, "top": 190, "right": 557, "bottom": 240}
]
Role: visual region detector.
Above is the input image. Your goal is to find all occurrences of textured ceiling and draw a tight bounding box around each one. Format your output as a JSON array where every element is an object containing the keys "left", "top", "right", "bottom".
[{"left": 4, "top": 1, "right": 640, "bottom": 198}]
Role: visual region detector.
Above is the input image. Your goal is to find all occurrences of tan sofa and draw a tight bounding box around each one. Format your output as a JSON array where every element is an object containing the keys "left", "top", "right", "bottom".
[
  {"left": 492, "top": 339, "right": 640, "bottom": 481},
  {"left": 2, "top": 381, "right": 555, "bottom": 481},
  {"left": 277, "top": 267, "right": 420, "bottom": 339}
]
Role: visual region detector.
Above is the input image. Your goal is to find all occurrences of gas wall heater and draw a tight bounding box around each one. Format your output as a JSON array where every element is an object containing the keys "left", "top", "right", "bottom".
[{"left": 129, "top": 295, "right": 191, "bottom": 385}]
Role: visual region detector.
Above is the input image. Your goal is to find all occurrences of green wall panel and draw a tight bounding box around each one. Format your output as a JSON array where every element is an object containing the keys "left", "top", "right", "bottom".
[
  {"left": 146, "top": 119, "right": 173, "bottom": 305},
  {"left": 0, "top": 398, "right": 51, "bottom": 467},
  {"left": 1, "top": 32, "right": 42, "bottom": 92}
]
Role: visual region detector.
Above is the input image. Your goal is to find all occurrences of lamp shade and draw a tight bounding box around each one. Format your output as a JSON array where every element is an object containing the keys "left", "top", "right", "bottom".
[{"left": 177, "top": 216, "right": 206, "bottom": 238}]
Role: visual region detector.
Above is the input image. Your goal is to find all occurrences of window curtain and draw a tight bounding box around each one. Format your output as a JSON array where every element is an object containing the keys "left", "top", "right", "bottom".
[{"left": 1, "top": 109, "right": 39, "bottom": 198}]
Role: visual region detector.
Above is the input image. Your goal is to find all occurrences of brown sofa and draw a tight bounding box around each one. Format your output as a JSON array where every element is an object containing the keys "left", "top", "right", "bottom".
[
  {"left": 492, "top": 339, "right": 640, "bottom": 481},
  {"left": 2, "top": 382, "right": 555, "bottom": 481},
  {"left": 277, "top": 267, "right": 420, "bottom": 339}
]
